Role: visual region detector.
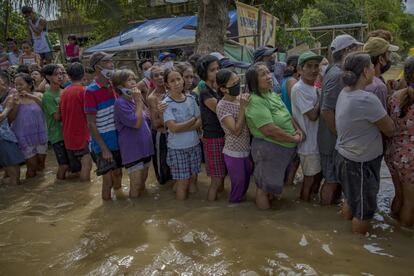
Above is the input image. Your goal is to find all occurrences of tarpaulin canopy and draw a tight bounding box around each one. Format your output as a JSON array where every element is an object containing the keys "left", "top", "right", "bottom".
[{"left": 84, "top": 11, "right": 238, "bottom": 54}]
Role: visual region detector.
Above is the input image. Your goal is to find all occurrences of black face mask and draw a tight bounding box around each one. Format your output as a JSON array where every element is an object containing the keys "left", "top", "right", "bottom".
[
  {"left": 227, "top": 83, "right": 241, "bottom": 96},
  {"left": 381, "top": 60, "right": 392, "bottom": 74}
]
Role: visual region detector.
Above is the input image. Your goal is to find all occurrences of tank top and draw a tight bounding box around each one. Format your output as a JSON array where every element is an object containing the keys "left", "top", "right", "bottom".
[
  {"left": 65, "top": 44, "right": 78, "bottom": 58},
  {"left": 29, "top": 18, "right": 51, "bottom": 54},
  {"left": 21, "top": 54, "right": 37, "bottom": 65}
]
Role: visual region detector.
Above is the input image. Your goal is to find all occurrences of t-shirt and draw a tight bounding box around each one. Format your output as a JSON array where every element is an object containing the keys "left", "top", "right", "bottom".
[
  {"left": 84, "top": 79, "right": 119, "bottom": 153},
  {"left": 199, "top": 85, "right": 225, "bottom": 138},
  {"left": 280, "top": 77, "right": 294, "bottom": 114},
  {"left": 365, "top": 76, "right": 387, "bottom": 109},
  {"left": 216, "top": 99, "right": 250, "bottom": 158},
  {"left": 245, "top": 91, "right": 296, "bottom": 148},
  {"left": 335, "top": 89, "right": 387, "bottom": 162},
  {"left": 8, "top": 51, "right": 20, "bottom": 65},
  {"left": 163, "top": 94, "right": 200, "bottom": 149},
  {"left": 291, "top": 79, "right": 319, "bottom": 155},
  {"left": 0, "top": 105, "right": 18, "bottom": 143},
  {"left": 317, "top": 64, "right": 344, "bottom": 155},
  {"left": 42, "top": 88, "right": 63, "bottom": 144},
  {"left": 114, "top": 96, "right": 154, "bottom": 165},
  {"left": 60, "top": 85, "right": 89, "bottom": 150}
]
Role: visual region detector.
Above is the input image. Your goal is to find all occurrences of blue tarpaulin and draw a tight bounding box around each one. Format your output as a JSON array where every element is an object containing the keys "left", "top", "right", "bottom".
[{"left": 84, "top": 11, "right": 238, "bottom": 54}]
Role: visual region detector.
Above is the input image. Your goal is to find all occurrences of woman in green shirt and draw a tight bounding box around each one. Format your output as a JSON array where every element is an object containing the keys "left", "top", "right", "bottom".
[{"left": 245, "top": 62, "right": 304, "bottom": 209}]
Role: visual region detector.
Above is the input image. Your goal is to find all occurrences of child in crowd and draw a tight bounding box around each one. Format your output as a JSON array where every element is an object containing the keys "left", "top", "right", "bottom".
[
  {"left": 147, "top": 65, "right": 172, "bottom": 185},
  {"left": 0, "top": 96, "right": 25, "bottom": 185},
  {"left": 19, "top": 41, "right": 41, "bottom": 66},
  {"left": 29, "top": 64, "right": 46, "bottom": 92},
  {"left": 60, "top": 62, "right": 92, "bottom": 181},
  {"left": 42, "top": 64, "right": 70, "bottom": 180},
  {"left": 216, "top": 69, "right": 251, "bottom": 203},
  {"left": 65, "top": 34, "right": 80, "bottom": 63},
  {"left": 113, "top": 69, "right": 154, "bottom": 198},
  {"left": 197, "top": 55, "right": 226, "bottom": 201},
  {"left": 9, "top": 73, "right": 47, "bottom": 178},
  {"left": 163, "top": 68, "right": 202, "bottom": 200}
]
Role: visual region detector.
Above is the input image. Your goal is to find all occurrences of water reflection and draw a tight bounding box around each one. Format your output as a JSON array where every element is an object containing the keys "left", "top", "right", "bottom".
[{"left": 0, "top": 152, "right": 413, "bottom": 275}]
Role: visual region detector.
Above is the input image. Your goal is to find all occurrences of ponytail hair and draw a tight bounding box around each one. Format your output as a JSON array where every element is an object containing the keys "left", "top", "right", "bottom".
[{"left": 342, "top": 52, "right": 371, "bottom": 86}]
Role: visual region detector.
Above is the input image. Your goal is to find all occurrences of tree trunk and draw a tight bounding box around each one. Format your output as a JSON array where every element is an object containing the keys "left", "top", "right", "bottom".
[
  {"left": 4, "top": 0, "right": 11, "bottom": 41},
  {"left": 195, "top": 0, "right": 229, "bottom": 54}
]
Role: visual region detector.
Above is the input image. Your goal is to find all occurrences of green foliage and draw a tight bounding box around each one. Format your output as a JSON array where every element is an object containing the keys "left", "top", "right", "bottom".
[
  {"left": 0, "top": 3, "right": 27, "bottom": 43},
  {"left": 300, "top": 7, "right": 326, "bottom": 27}
]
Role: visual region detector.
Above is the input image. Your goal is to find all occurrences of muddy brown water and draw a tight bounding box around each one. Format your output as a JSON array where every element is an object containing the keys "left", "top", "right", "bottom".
[{"left": 0, "top": 150, "right": 413, "bottom": 276}]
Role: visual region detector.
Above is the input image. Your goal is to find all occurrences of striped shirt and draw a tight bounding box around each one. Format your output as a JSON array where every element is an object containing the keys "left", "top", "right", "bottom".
[{"left": 84, "top": 79, "right": 119, "bottom": 153}]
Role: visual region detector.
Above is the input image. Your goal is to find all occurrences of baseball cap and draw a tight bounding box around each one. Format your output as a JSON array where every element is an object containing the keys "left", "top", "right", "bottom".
[
  {"left": 298, "top": 51, "right": 324, "bottom": 66},
  {"left": 363, "top": 37, "right": 399, "bottom": 56},
  {"left": 253, "top": 47, "right": 277, "bottom": 62},
  {"left": 210, "top": 52, "right": 226, "bottom": 60},
  {"left": 330, "top": 34, "right": 363, "bottom": 54},
  {"left": 89, "top": 51, "right": 115, "bottom": 69},
  {"left": 159, "top": 52, "right": 176, "bottom": 62}
]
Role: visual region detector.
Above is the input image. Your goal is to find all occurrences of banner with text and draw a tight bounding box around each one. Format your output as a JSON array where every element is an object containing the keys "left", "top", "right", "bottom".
[
  {"left": 236, "top": 1, "right": 259, "bottom": 48},
  {"left": 260, "top": 10, "right": 277, "bottom": 47}
]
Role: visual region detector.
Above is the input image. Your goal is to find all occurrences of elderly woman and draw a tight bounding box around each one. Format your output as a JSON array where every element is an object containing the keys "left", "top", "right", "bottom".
[
  {"left": 245, "top": 62, "right": 304, "bottom": 209},
  {"left": 335, "top": 52, "right": 395, "bottom": 234},
  {"left": 385, "top": 57, "right": 414, "bottom": 227}
]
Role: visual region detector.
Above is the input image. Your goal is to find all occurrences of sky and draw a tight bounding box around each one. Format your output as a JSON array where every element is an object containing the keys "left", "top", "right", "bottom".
[{"left": 406, "top": 0, "right": 414, "bottom": 14}]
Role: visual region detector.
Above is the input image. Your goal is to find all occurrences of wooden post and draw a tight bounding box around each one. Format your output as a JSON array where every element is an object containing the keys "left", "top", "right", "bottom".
[{"left": 256, "top": 6, "right": 262, "bottom": 48}]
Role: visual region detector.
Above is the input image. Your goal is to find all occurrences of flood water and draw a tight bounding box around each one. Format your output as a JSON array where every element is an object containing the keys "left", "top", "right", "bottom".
[{"left": 0, "top": 150, "right": 413, "bottom": 276}]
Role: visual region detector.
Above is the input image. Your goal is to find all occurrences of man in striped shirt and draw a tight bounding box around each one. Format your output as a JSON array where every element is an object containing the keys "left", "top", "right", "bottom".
[{"left": 85, "top": 51, "right": 122, "bottom": 200}]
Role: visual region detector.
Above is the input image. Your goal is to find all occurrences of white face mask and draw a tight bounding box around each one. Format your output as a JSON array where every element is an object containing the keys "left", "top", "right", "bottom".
[
  {"left": 144, "top": 69, "right": 151, "bottom": 79},
  {"left": 119, "top": 87, "right": 131, "bottom": 96},
  {"left": 162, "top": 61, "right": 174, "bottom": 70},
  {"left": 320, "top": 65, "right": 328, "bottom": 76},
  {"left": 98, "top": 66, "right": 115, "bottom": 79}
]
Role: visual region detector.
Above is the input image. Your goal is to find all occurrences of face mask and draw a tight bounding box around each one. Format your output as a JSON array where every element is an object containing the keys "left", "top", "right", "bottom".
[
  {"left": 144, "top": 70, "right": 151, "bottom": 79},
  {"left": 381, "top": 60, "right": 392, "bottom": 74},
  {"left": 227, "top": 83, "right": 241, "bottom": 97},
  {"left": 162, "top": 61, "right": 174, "bottom": 70},
  {"left": 98, "top": 66, "right": 114, "bottom": 79},
  {"left": 320, "top": 65, "right": 328, "bottom": 76},
  {"left": 120, "top": 87, "right": 132, "bottom": 96}
]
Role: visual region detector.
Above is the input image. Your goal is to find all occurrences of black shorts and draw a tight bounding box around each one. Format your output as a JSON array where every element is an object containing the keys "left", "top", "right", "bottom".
[
  {"left": 91, "top": 150, "right": 122, "bottom": 176},
  {"left": 67, "top": 147, "right": 90, "bottom": 173},
  {"left": 124, "top": 156, "right": 152, "bottom": 169},
  {"left": 52, "top": 141, "right": 70, "bottom": 167},
  {"left": 335, "top": 153, "right": 382, "bottom": 220}
]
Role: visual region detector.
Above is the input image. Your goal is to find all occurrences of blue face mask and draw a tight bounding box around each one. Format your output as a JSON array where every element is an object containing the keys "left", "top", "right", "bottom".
[{"left": 144, "top": 70, "right": 151, "bottom": 79}]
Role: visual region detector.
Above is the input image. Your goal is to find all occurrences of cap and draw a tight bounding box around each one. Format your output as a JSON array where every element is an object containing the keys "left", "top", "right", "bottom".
[
  {"left": 330, "top": 34, "right": 363, "bottom": 54},
  {"left": 363, "top": 37, "right": 399, "bottom": 56},
  {"left": 253, "top": 47, "right": 277, "bottom": 62},
  {"left": 89, "top": 51, "right": 115, "bottom": 69},
  {"left": 159, "top": 52, "right": 176, "bottom": 62},
  {"left": 210, "top": 52, "right": 226, "bottom": 60},
  {"left": 298, "top": 51, "right": 324, "bottom": 66},
  {"left": 220, "top": 58, "right": 234, "bottom": 68}
]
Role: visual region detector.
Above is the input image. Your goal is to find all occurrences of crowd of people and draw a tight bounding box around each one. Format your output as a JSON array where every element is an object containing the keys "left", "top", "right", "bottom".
[{"left": 0, "top": 7, "right": 414, "bottom": 235}]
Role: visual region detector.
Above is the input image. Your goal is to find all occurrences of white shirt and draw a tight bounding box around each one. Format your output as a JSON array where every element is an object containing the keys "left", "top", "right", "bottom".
[{"left": 291, "top": 79, "right": 319, "bottom": 155}]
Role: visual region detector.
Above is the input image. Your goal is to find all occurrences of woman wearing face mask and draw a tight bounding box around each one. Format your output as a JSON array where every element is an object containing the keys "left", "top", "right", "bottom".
[
  {"left": 216, "top": 69, "right": 252, "bottom": 203},
  {"left": 8, "top": 73, "right": 47, "bottom": 179},
  {"left": 113, "top": 69, "right": 154, "bottom": 198},
  {"left": 385, "top": 57, "right": 414, "bottom": 227},
  {"left": 335, "top": 52, "right": 395, "bottom": 234}
]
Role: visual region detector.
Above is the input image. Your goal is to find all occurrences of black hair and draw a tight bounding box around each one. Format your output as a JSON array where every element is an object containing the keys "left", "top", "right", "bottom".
[
  {"left": 342, "top": 52, "right": 372, "bottom": 86},
  {"left": 67, "top": 62, "right": 85, "bottom": 81},
  {"left": 404, "top": 57, "right": 414, "bottom": 83},
  {"left": 21, "top": 40, "right": 32, "bottom": 47},
  {"left": 188, "top": 53, "right": 202, "bottom": 69},
  {"left": 197, "top": 54, "right": 219, "bottom": 81},
  {"left": 21, "top": 6, "right": 33, "bottom": 14},
  {"left": 370, "top": 53, "right": 387, "bottom": 66},
  {"left": 138, "top": 59, "right": 153, "bottom": 70},
  {"left": 163, "top": 67, "right": 185, "bottom": 92},
  {"left": 15, "top": 73, "right": 34, "bottom": 91},
  {"left": 6, "top": 37, "right": 16, "bottom": 44},
  {"left": 175, "top": 62, "right": 192, "bottom": 75},
  {"left": 0, "top": 70, "right": 9, "bottom": 84},
  {"left": 41, "top": 64, "right": 60, "bottom": 84},
  {"left": 400, "top": 57, "right": 414, "bottom": 118},
  {"left": 17, "top": 64, "right": 30, "bottom": 74},
  {"left": 28, "top": 64, "right": 42, "bottom": 74},
  {"left": 216, "top": 69, "right": 233, "bottom": 89},
  {"left": 283, "top": 55, "right": 299, "bottom": 78},
  {"left": 68, "top": 34, "right": 77, "bottom": 41},
  {"left": 246, "top": 62, "right": 268, "bottom": 96}
]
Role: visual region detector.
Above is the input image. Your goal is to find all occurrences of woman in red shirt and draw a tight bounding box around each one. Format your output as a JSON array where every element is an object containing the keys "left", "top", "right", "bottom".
[{"left": 64, "top": 34, "right": 80, "bottom": 63}]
